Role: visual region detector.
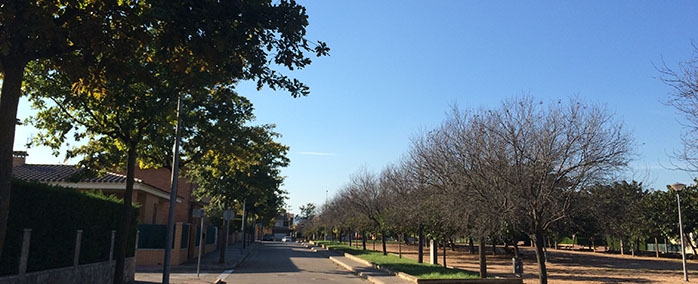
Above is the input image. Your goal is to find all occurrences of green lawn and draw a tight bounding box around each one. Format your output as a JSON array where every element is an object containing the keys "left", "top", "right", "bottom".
[{"left": 315, "top": 241, "right": 479, "bottom": 279}]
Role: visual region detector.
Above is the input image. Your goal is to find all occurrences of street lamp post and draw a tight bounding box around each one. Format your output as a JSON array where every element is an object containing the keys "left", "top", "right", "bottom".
[
  {"left": 671, "top": 182, "right": 689, "bottom": 282},
  {"left": 324, "top": 189, "right": 328, "bottom": 241}
]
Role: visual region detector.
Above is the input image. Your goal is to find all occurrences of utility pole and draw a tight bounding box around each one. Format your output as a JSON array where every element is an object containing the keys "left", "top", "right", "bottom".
[{"left": 163, "top": 93, "right": 183, "bottom": 284}]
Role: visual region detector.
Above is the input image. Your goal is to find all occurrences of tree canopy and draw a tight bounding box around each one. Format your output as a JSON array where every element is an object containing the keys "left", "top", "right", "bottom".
[{"left": 5, "top": 1, "right": 328, "bottom": 283}]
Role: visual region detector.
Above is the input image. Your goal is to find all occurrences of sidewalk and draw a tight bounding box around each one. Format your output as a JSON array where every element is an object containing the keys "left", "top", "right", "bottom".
[
  {"left": 304, "top": 242, "right": 413, "bottom": 284},
  {"left": 132, "top": 241, "right": 258, "bottom": 284}
]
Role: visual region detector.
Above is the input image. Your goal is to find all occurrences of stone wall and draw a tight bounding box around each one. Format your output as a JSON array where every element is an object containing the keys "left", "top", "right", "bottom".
[{"left": 0, "top": 257, "right": 135, "bottom": 284}]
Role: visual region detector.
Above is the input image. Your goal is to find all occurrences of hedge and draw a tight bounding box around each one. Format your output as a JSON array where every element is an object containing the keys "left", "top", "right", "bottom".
[{"left": 0, "top": 180, "right": 139, "bottom": 275}]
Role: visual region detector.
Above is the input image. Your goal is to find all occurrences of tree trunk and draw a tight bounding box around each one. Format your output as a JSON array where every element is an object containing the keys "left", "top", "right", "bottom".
[
  {"left": 442, "top": 238, "right": 447, "bottom": 268},
  {"left": 469, "top": 236, "right": 475, "bottom": 254},
  {"left": 0, "top": 58, "right": 26, "bottom": 260},
  {"left": 381, "top": 230, "right": 387, "bottom": 255},
  {"left": 418, "top": 225, "right": 424, "bottom": 263},
  {"left": 513, "top": 242, "right": 520, "bottom": 258},
  {"left": 620, "top": 239, "right": 624, "bottom": 256},
  {"left": 591, "top": 237, "right": 596, "bottom": 252},
  {"left": 685, "top": 232, "right": 698, "bottom": 256},
  {"left": 219, "top": 224, "right": 226, "bottom": 263},
  {"left": 362, "top": 231, "right": 367, "bottom": 251},
  {"left": 654, "top": 237, "right": 659, "bottom": 258},
  {"left": 114, "top": 144, "right": 137, "bottom": 284},
  {"left": 533, "top": 230, "right": 549, "bottom": 284},
  {"left": 478, "top": 236, "right": 487, "bottom": 278},
  {"left": 398, "top": 233, "right": 402, "bottom": 258}
]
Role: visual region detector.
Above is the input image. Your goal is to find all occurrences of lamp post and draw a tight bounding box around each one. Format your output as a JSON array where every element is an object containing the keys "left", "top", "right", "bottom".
[
  {"left": 671, "top": 182, "right": 689, "bottom": 282},
  {"left": 163, "top": 93, "right": 184, "bottom": 284},
  {"left": 324, "top": 189, "right": 328, "bottom": 241}
]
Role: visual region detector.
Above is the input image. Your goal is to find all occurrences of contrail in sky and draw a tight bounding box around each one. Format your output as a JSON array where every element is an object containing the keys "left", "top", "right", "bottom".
[{"left": 298, "top": 151, "right": 335, "bottom": 156}]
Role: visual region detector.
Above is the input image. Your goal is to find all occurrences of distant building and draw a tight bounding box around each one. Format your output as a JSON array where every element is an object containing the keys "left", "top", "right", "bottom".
[{"left": 261, "top": 212, "right": 294, "bottom": 239}]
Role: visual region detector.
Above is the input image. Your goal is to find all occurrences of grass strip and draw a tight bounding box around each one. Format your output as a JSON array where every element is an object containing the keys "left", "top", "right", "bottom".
[{"left": 316, "top": 241, "right": 479, "bottom": 279}]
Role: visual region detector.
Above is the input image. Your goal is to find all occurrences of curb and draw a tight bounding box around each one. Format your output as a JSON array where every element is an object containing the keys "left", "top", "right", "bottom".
[
  {"left": 304, "top": 242, "right": 410, "bottom": 284},
  {"left": 232, "top": 242, "right": 260, "bottom": 268},
  {"left": 328, "top": 255, "right": 395, "bottom": 284},
  {"left": 214, "top": 242, "right": 260, "bottom": 283},
  {"left": 304, "top": 242, "right": 522, "bottom": 284},
  {"left": 343, "top": 253, "right": 418, "bottom": 283}
]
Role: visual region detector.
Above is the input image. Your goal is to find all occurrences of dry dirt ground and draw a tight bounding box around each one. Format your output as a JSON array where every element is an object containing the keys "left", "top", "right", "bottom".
[{"left": 359, "top": 242, "right": 697, "bottom": 283}]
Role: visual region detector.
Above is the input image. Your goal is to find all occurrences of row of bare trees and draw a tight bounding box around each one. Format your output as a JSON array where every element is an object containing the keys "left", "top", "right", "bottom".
[{"left": 305, "top": 96, "right": 635, "bottom": 284}]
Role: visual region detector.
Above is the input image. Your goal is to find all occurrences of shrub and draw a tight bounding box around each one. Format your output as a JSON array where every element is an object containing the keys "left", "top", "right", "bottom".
[{"left": 0, "top": 180, "right": 139, "bottom": 275}]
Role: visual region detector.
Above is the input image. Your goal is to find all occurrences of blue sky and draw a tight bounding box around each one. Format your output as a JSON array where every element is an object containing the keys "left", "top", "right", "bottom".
[{"left": 13, "top": 1, "right": 698, "bottom": 215}]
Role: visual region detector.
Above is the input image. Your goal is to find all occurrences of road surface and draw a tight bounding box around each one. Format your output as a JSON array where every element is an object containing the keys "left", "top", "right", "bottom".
[{"left": 224, "top": 241, "right": 368, "bottom": 283}]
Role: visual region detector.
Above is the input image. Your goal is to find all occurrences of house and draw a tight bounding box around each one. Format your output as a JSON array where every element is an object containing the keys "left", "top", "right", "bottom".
[
  {"left": 11, "top": 151, "right": 181, "bottom": 225},
  {"left": 11, "top": 151, "right": 216, "bottom": 265},
  {"left": 263, "top": 212, "right": 294, "bottom": 240}
]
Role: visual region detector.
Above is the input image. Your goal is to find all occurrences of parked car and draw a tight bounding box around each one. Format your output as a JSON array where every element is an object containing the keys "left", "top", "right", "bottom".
[
  {"left": 263, "top": 234, "right": 274, "bottom": 241},
  {"left": 281, "top": 236, "right": 292, "bottom": 242}
]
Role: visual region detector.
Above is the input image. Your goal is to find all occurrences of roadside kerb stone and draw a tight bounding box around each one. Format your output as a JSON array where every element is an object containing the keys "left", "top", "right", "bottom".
[
  {"left": 309, "top": 242, "right": 522, "bottom": 284},
  {"left": 342, "top": 252, "right": 418, "bottom": 283}
]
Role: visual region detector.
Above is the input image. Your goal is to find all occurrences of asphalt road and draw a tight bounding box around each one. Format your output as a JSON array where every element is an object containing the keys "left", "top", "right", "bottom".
[{"left": 224, "top": 241, "right": 368, "bottom": 284}]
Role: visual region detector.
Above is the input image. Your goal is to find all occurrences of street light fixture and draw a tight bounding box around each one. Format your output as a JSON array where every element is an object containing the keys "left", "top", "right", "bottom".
[{"left": 671, "top": 182, "right": 689, "bottom": 282}]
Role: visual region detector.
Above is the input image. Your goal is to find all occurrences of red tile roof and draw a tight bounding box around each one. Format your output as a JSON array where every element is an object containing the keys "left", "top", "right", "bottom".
[{"left": 12, "top": 164, "right": 143, "bottom": 184}]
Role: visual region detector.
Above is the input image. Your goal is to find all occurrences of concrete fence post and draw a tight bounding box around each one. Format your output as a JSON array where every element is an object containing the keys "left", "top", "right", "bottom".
[
  {"left": 74, "top": 230, "right": 83, "bottom": 268},
  {"left": 110, "top": 230, "right": 116, "bottom": 261},
  {"left": 429, "top": 239, "right": 438, "bottom": 265},
  {"left": 19, "top": 228, "right": 32, "bottom": 279}
]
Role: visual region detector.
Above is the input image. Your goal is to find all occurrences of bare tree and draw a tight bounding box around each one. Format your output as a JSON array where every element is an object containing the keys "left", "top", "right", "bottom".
[
  {"left": 330, "top": 96, "right": 632, "bottom": 284},
  {"left": 342, "top": 168, "right": 392, "bottom": 255},
  {"left": 661, "top": 45, "right": 698, "bottom": 172},
  {"left": 410, "top": 97, "right": 632, "bottom": 282},
  {"left": 464, "top": 97, "right": 633, "bottom": 284},
  {"left": 407, "top": 122, "right": 497, "bottom": 275},
  {"left": 379, "top": 163, "right": 420, "bottom": 256}
]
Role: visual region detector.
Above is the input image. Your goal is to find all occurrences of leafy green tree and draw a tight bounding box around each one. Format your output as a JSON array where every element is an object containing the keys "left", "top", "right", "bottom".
[
  {"left": 590, "top": 181, "right": 649, "bottom": 255},
  {"left": 299, "top": 203, "right": 318, "bottom": 221},
  {"left": 0, "top": 0, "right": 138, "bottom": 259},
  {"left": 187, "top": 123, "right": 290, "bottom": 228},
  {"left": 668, "top": 183, "right": 698, "bottom": 255},
  {"left": 20, "top": 2, "right": 327, "bottom": 283},
  {"left": 296, "top": 202, "right": 319, "bottom": 238},
  {"left": 25, "top": 50, "right": 174, "bottom": 284},
  {"left": 644, "top": 189, "right": 676, "bottom": 256},
  {"left": 548, "top": 190, "right": 603, "bottom": 250}
]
